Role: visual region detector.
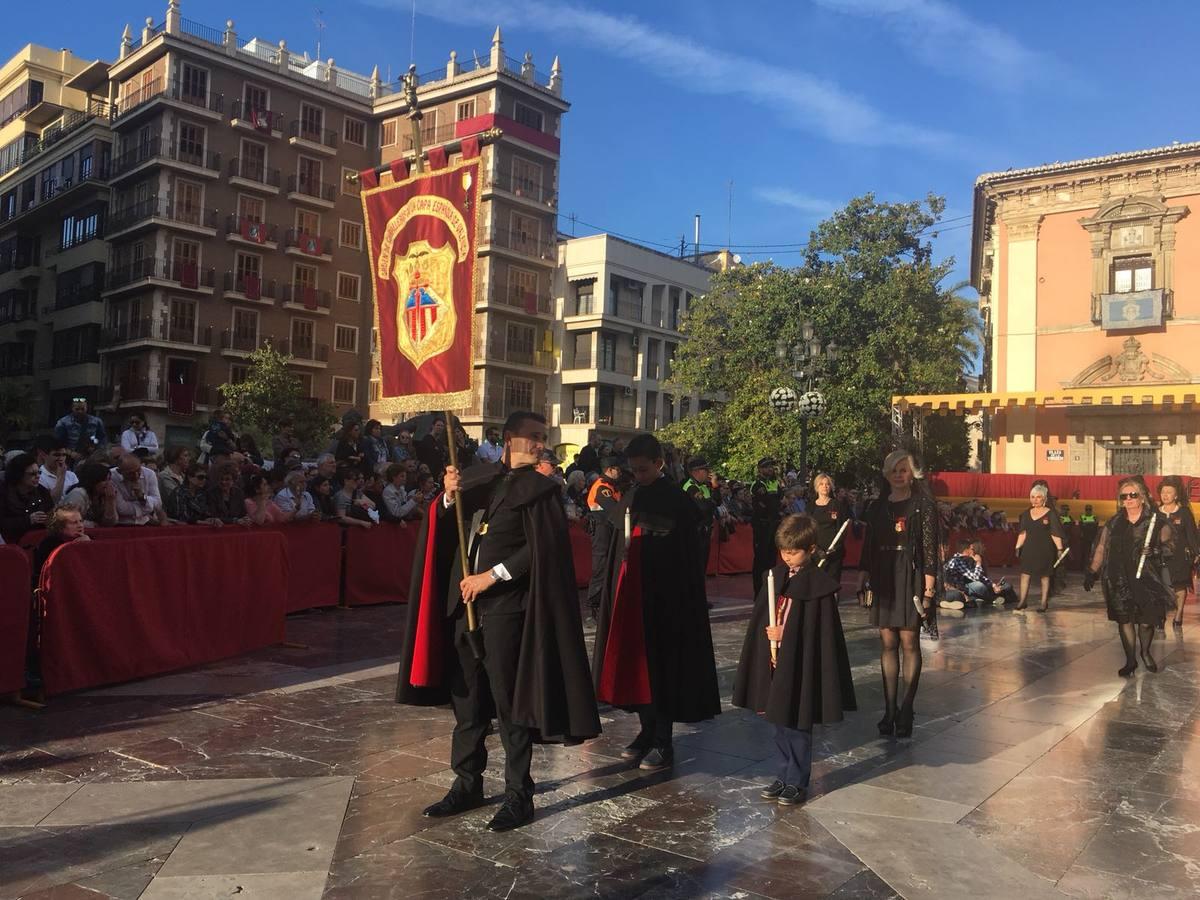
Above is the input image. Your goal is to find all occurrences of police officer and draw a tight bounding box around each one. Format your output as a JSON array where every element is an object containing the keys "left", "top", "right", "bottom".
[
  {"left": 750, "top": 456, "right": 783, "bottom": 598},
  {"left": 1059, "top": 504, "right": 1077, "bottom": 569},
  {"left": 682, "top": 456, "right": 721, "bottom": 592},
  {"left": 586, "top": 457, "right": 624, "bottom": 618},
  {"left": 1079, "top": 504, "right": 1099, "bottom": 562}
]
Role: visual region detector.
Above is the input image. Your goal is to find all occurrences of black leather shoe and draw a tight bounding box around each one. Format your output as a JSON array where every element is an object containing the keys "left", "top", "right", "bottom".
[
  {"left": 759, "top": 779, "right": 785, "bottom": 800},
  {"left": 487, "top": 793, "right": 534, "bottom": 832},
  {"left": 620, "top": 732, "right": 651, "bottom": 761},
  {"left": 777, "top": 785, "right": 807, "bottom": 807},
  {"left": 422, "top": 790, "right": 485, "bottom": 818}
]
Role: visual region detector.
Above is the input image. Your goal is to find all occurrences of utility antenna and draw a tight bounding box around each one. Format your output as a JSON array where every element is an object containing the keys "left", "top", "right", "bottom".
[
  {"left": 568, "top": 212, "right": 577, "bottom": 236},
  {"left": 314, "top": 8, "right": 325, "bottom": 60}
]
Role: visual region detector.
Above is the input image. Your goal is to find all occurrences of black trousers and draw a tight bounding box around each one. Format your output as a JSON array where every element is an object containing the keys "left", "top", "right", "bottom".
[
  {"left": 587, "top": 518, "right": 613, "bottom": 614},
  {"left": 447, "top": 608, "right": 534, "bottom": 801},
  {"left": 752, "top": 528, "right": 776, "bottom": 599},
  {"left": 697, "top": 526, "right": 713, "bottom": 582},
  {"left": 636, "top": 703, "right": 674, "bottom": 750}
]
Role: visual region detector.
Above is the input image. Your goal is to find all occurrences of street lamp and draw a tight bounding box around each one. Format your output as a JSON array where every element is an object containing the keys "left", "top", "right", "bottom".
[{"left": 772, "top": 319, "right": 838, "bottom": 484}]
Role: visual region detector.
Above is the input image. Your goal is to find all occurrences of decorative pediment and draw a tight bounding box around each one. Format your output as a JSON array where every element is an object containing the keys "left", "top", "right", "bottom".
[
  {"left": 1068, "top": 336, "right": 1191, "bottom": 387},
  {"left": 1079, "top": 195, "right": 1176, "bottom": 227}
]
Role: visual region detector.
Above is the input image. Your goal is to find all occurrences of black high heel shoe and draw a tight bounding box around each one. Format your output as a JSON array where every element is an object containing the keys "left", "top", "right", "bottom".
[
  {"left": 1118, "top": 661, "right": 1138, "bottom": 677},
  {"left": 877, "top": 711, "right": 895, "bottom": 736},
  {"left": 895, "top": 705, "right": 915, "bottom": 738},
  {"left": 1142, "top": 652, "right": 1158, "bottom": 673}
]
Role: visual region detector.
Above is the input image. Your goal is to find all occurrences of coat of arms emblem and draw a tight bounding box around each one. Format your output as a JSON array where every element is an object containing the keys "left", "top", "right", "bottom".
[{"left": 388, "top": 240, "right": 457, "bottom": 367}]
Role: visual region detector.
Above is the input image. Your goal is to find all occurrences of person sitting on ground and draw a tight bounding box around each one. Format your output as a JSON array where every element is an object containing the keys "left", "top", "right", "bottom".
[
  {"left": 62, "top": 463, "right": 118, "bottom": 527},
  {"left": 0, "top": 453, "right": 53, "bottom": 543},
  {"left": 206, "top": 463, "right": 250, "bottom": 525},
  {"left": 942, "top": 540, "right": 1016, "bottom": 609},
  {"left": 167, "top": 463, "right": 222, "bottom": 525},
  {"left": 333, "top": 469, "right": 375, "bottom": 528},
  {"left": 243, "top": 473, "right": 287, "bottom": 525},
  {"left": 110, "top": 454, "right": 167, "bottom": 526},
  {"left": 274, "top": 469, "right": 320, "bottom": 522},
  {"left": 381, "top": 463, "right": 418, "bottom": 522},
  {"left": 35, "top": 437, "right": 78, "bottom": 504},
  {"left": 119, "top": 413, "right": 159, "bottom": 456}
]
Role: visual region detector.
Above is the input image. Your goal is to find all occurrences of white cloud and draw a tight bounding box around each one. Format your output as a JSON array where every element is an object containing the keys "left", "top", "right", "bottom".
[
  {"left": 813, "top": 0, "right": 1065, "bottom": 90},
  {"left": 375, "top": 0, "right": 963, "bottom": 154},
  {"left": 753, "top": 187, "right": 837, "bottom": 216}
]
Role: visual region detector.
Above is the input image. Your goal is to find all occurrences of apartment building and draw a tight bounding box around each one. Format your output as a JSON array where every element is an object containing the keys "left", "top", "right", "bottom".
[
  {"left": 553, "top": 233, "right": 714, "bottom": 449},
  {"left": 372, "top": 28, "right": 566, "bottom": 432}
]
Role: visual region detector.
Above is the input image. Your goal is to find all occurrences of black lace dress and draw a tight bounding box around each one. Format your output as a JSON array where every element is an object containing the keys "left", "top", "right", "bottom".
[
  {"left": 861, "top": 492, "right": 939, "bottom": 630},
  {"left": 1091, "top": 511, "right": 1173, "bottom": 626},
  {"left": 1017, "top": 508, "right": 1065, "bottom": 577},
  {"left": 1159, "top": 505, "right": 1198, "bottom": 589}
]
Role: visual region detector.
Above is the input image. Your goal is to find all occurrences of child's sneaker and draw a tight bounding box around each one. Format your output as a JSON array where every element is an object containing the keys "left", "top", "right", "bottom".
[
  {"left": 759, "top": 779, "right": 785, "bottom": 800},
  {"left": 777, "top": 785, "right": 807, "bottom": 806}
]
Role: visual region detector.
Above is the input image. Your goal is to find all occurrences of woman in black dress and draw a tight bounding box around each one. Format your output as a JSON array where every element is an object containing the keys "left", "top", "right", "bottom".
[
  {"left": 855, "top": 450, "right": 939, "bottom": 738},
  {"left": 1085, "top": 477, "right": 1172, "bottom": 675},
  {"left": 1014, "top": 483, "right": 1065, "bottom": 613},
  {"left": 1156, "top": 475, "right": 1197, "bottom": 631},
  {"left": 809, "top": 472, "right": 853, "bottom": 597}
]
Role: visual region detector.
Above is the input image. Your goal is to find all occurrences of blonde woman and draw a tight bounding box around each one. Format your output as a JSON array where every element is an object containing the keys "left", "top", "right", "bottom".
[
  {"left": 809, "top": 472, "right": 852, "bottom": 591},
  {"left": 855, "top": 450, "right": 938, "bottom": 738},
  {"left": 1014, "top": 484, "right": 1065, "bottom": 613}
]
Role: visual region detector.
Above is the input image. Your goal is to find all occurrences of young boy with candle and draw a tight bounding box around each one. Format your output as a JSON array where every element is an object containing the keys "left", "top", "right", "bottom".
[{"left": 733, "top": 514, "right": 857, "bottom": 806}]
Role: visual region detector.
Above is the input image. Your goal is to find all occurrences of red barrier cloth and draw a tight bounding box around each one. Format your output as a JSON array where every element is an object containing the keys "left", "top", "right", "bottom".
[
  {"left": 843, "top": 529, "right": 862, "bottom": 569},
  {"left": 568, "top": 521, "right": 592, "bottom": 588},
  {"left": 0, "top": 546, "right": 31, "bottom": 694},
  {"left": 930, "top": 472, "right": 1192, "bottom": 501},
  {"left": 38, "top": 531, "right": 287, "bottom": 695},
  {"left": 343, "top": 523, "right": 420, "bottom": 606},
  {"left": 267, "top": 522, "right": 342, "bottom": 611},
  {"left": 717, "top": 526, "right": 755, "bottom": 575}
]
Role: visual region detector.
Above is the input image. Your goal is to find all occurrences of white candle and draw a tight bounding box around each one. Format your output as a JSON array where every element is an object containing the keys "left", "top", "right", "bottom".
[
  {"left": 624, "top": 508, "right": 632, "bottom": 549},
  {"left": 766, "top": 568, "right": 777, "bottom": 629}
]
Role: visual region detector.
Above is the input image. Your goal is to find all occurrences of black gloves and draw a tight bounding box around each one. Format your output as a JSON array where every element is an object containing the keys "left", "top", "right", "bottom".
[{"left": 1083, "top": 570, "right": 1097, "bottom": 592}]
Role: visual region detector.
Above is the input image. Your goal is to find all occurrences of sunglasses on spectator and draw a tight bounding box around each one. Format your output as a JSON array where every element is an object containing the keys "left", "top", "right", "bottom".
[{"left": 1119, "top": 491, "right": 1141, "bottom": 500}]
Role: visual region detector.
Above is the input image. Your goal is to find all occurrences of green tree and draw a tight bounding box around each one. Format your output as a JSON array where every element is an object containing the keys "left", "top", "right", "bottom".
[
  {"left": 0, "top": 381, "right": 34, "bottom": 448},
  {"left": 660, "top": 193, "right": 980, "bottom": 484},
  {"left": 217, "top": 344, "right": 337, "bottom": 455}
]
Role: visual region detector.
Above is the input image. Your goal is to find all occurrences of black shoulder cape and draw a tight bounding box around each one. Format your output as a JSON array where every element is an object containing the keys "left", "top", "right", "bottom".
[
  {"left": 592, "top": 475, "right": 721, "bottom": 723},
  {"left": 395, "top": 464, "right": 601, "bottom": 743},
  {"left": 732, "top": 562, "right": 856, "bottom": 729}
]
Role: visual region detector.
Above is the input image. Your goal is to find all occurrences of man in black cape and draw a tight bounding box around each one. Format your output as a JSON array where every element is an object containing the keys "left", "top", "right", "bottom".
[
  {"left": 592, "top": 433, "right": 721, "bottom": 771},
  {"left": 395, "top": 411, "right": 600, "bottom": 832}
]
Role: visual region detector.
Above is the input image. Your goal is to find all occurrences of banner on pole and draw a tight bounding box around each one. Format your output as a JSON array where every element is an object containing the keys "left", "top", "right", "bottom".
[{"left": 361, "top": 156, "right": 481, "bottom": 413}]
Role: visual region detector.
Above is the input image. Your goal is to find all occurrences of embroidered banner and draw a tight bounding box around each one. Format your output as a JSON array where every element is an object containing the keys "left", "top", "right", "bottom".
[{"left": 361, "top": 157, "right": 481, "bottom": 412}]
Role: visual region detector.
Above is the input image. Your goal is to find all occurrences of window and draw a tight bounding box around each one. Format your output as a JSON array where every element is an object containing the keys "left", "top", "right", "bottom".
[
  {"left": 419, "top": 108, "right": 439, "bottom": 143},
  {"left": 334, "top": 324, "right": 358, "bottom": 352},
  {"left": 336, "top": 272, "right": 361, "bottom": 301},
  {"left": 294, "top": 263, "right": 318, "bottom": 289},
  {"left": 599, "top": 333, "right": 618, "bottom": 371},
  {"left": 174, "top": 179, "right": 203, "bottom": 225},
  {"left": 235, "top": 251, "right": 261, "bottom": 281},
  {"left": 644, "top": 392, "right": 658, "bottom": 431},
  {"left": 60, "top": 210, "right": 100, "bottom": 250},
  {"left": 239, "top": 139, "right": 267, "bottom": 180},
  {"left": 510, "top": 212, "right": 540, "bottom": 256},
  {"left": 1113, "top": 256, "right": 1153, "bottom": 293},
  {"left": 508, "top": 267, "right": 539, "bottom": 309},
  {"left": 645, "top": 338, "right": 661, "bottom": 379},
  {"left": 233, "top": 308, "right": 258, "bottom": 343},
  {"left": 456, "top": 99, "right": 476, "bottom": 121},
  {"left": 171, "top": 238, "right": 200, "bottom": 281},
  {"left": 60, "top": 155, "right": 73, "bottom": 186},
  {"left": 299, "top": 103, "right": 324, "bottom": 141},
  {"left": 332, "top": 376, "right": 356, "bottom": 404},
  {"left": 295, "top": 208, "right": 320, "bottom": 236},
  {"left": 339, "top": 219, "right": 362, "bottom": 249},
  {"left": 506, "top": 322, "right": 535, "bottom": 360},
  {"left": 237, "top": 194, "right": 264, "bottom": 222},
  {"left": 513, "top": 102, "right": 543, "bottom": 132},
  {"left": 168, "top": 298, "right": 197, "bottom": 342},
  {"left": 243, "top": 83, "right": 268, "bottom": 113},
  {"left": 343, "top": 117, "right": 365, "bottom": 146},
  {"left": 177, "top": 121, "right": 205, "bottom": 166},
  {"left": 298, "top": 156, "right": 322, "bottom": 191},
  {"left": 369, "top": 380, "right": 381, "bottom": 402},
  {"left": 504, "top": 376, "right": 533, "bottom": 411},
  {"left": 511, "top": 157, "right": 542, "bottom": 198},
  {"left": 380, "top": 118, "right": 397, "bottom": 147},
  {"left": 293, "top": 371, "right": 313, "bottom": 397},
  {"left": 573, "top": 280, "right": 595, "bottom": 315},
  {"left": 291, "top": 318, "right": 315, "bottom": 353},
  {"left": 341, "top": 166, "right": 359, "bottom": 196},
  {"left": 180, "top": 64, "right": 208, "bottom": 104},
  {"left": 79, "top": 148, "right": 93, "bottom": 180},
  {"left": 230, "top": 363, "right": 250, "bottom": 384}
]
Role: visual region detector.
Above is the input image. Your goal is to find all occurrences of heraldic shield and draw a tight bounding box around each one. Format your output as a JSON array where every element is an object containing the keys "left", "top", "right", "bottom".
[{"left": 390, "top": 240, "right": 457, "bottom": 369}]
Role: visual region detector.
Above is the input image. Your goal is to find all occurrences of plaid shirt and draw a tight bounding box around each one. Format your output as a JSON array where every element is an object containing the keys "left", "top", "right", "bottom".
[{"left": 944, "top": 553, "right": 995, "bottom": 591}]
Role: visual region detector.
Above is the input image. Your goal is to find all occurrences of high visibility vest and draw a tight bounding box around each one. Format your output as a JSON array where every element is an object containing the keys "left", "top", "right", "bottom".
[
  {"left": 587, "top": 477, "right": 619, "bottom": 511},
  {"left": 682, "top": 478, "right": 711, "bottom": 500},
  {"left": 1080, "top": 514, "right": 1097, "bottom": 524}
]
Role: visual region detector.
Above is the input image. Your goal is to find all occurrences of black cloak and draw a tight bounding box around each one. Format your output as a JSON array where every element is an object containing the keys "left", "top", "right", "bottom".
[
  {"left": 592, "top": 474, "right": 721, "bottom": 724},
  {"left": 732, "top": 562, "right": 857, "bottom": 730},
  {"left": 395, "top": 463, "right": 601, "bottom": 743}
]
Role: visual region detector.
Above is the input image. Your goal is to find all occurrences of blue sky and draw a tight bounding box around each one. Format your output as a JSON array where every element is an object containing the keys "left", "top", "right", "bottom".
[{"left": 9, "top": 0, "right": 1200, "bottom": 290}]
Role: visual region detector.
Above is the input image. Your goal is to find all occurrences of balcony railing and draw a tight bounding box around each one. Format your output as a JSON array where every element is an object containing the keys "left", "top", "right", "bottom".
[
  {"left": 609, "top": 299, "right": 644, "bottom": 323},
  {"left": 105, "top": 257, "right": 216, "bottom": 291},
  {"left": 220, "top": 329, "right": 270, "bottom": 352},
  {"left": 112, "top": 77, "right": 224, "bottom": 122},
  {"left": 229, "top": 99, "right": 282, "bottom": 132},
  {"left": 278, "top": 338, "right": 329, "bottom": 362},
  {"left": 484, "top": 343, "right": 554, "bottom": 370},
  {"left": 109, "top": 136, "right": 221, "bottom": 178},
  {"left": 0, "top": 242, "right": 39, "bottom": 274},
  {"left": 0, "top": 355, "right": 34, "bottom": 376},
  {"left": 0, "top": 291, "right": 35, "bottom": 325},
  {"left": 0, "top": 100, "right": 109, "bottom": 179},
  {"left": 51, "top": 345, "right": 101, "bottom": 368},
  {"left": 400, "top": 121, "right": 458, "bottom": 152},
  {"left": 226, "top": 215, "right": 278, "bottom": 244},
  {"left": 486, "top": 170, "right": 554, "bottom": 205},
  {"left": 566, "top": 351, "right": 635, "bottom": 375},
  {"left": 55, "top": 282, "right": 104, "bottom": 310},
  {"left": 490, "top": 284, "right": 552, "bottom": 315},
  {"left": 280, "top": 284, "right": 332, "bottom": 310},
  {"left": 101, "top": 315, "right": 212, "bottom": 348},
  {"left": 286, "top": 175, "right": 337, "bottom": 203},
  {"left": 108, "top": 197, "right": 218, "bottom": 233},
  {"left": 222, "top": 271, "right": 277, "bottom": 301},
  {"left": 289, "top": 120, "right": 338, "bottom": 149},
  {"left": 595, "top": 405, "right": 637, "bottom": 429},
  {"left": 284, "top": 229, "right": 332, "bottom": 256},
  {"left": 228, "top": 157, "right": 282, "bottom": 188},
  {"left": 101, "top": 376, "right": 216, "bottom": 408},
  {"left": 484, "top": 227, "right": 555, "bottom": 262}
]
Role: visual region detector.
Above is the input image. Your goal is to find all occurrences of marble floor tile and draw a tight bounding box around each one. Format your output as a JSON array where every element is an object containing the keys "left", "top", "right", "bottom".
[
  {"left": 805, "top": 782, "right": 973, "bottom": 823},
  {"left": 861, "top": 747, "right": 1026, "bottom": 808},
  {"left": 138, "top": 871, "right": 328, "bottom": 899},
  {"left": 1056, "top": 863, "right": 1190, "bottom": 899},
  {"left": 0, "top": 783, "right": 80, "bottom": 826}
]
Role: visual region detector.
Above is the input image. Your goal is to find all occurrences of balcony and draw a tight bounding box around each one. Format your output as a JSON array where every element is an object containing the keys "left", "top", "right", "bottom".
[
  {"left": 610, "top": 299, "right": 644, "bottom": 323},
  {"left": 284, "top": 229, "right": 332, "bottom": 260},
  {"left": 0, "top": 100, "right": 109, "bottom": 180},
  {"left": 100, "top": 376, "right": 217, "bottom": 411},
  {"left": 52, "top": 225, "right": 105, "bottom": 256},
  {"left": 220, "top": 328, "right": 273, "bottom": 356},
  {"left": 109, "top": 136, "right": 222, "bottom": 182},
  {"left": 595, "top": 404, "right": 638, "bottom": 429},
  {"left": 104, "top": 257, "right": 216, "bottom": 296},
  {"left": 288, "top": 120, "right": 338, "bottom": 155},
  {"left": 480, "top": 342, "right": 554, "bottom": 371},
  {"left": 0, "top": 241, "right": 40, "bottom": 277},
  {"left": 278, "top": 338, "right": 329, "bottom": 366},
  {"left": 54, "top": 282, "right": 104, "bottom": 310},
  {"left": 228, "top": 157, "right": 282, "bottom": 193},
  {"left": 112, "top": 77, "right": 224, "bottom": 125},
  {"left": 50, "top": 346, "right": 101, "bottom": 369},
  {"left": 482, "top": 227, "right": 555, "bottom": 264},
  {"left": 0, "top": 355, "right": 34, "bottom": 377},
  {"left": 484, "top": 170, "right": 556, "bottom": 208},
  {"left": 487, "top": 283, "right": 553, "bottom": 316},
  {"left": 478, "top": 391, "right": 551, "bottom": 422},
  {"left": 564, "top": 351, "right": 635, "bottom": 376},
  {"left": 281, "top": 284, "right": 332, "bottom": 312},
  {"left": 222, "top": 271, "right": 277, "bottom": 305},
  {"left": 106, "top": 198, "right": 218, "bottom": 239},
  {"left": 400, "top": 122, "right": 457, "bottom": 153},
  {"left": 225, "top": 215, "right": 278, "bottom": 248},
  {"left": 100, "top": 315, "right": 213, "bottom": 351},
  {"left": 286, "top": 175, "right": 337, "bottom": 207},
  {"left": 229, "top": 99, "right": 282, "bottom": 137},
  {"left": 0, "top": 290, "right": 36, "bottom": 326}
]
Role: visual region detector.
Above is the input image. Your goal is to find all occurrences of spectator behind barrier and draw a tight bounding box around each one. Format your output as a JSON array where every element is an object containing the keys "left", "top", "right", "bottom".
[
  {"left": 309, "top": 454, "right": 338, "bottom": 494},
  {"left": 244, "top": 473, "right": 287, "bottom": 525},
  {"left": 334, "top": 422, "right": 366, "bottom": 474},
  {"left": 309, "top": 475, "right": 336, "bottom": 520},
  {"left": 62, "top": 463, "right": 118, "bottom": 527},
  {"left": 333, "top": 469, "right": 375, "bottom": 528},
  {"left": 169, "top": 463, "right": 222, "bottom": 525},
  {"left": 362, "top": 420, "right": 390, "bottom": 473},
  {"left": 33, "top": 505, "right": 92, "bottom": 577},
  {"left": 158, "top": 445, "right": 193, "bottom": 507},
  {"left": 382, "top": 464, "right": 418, "bottom": 522},
  {"left": 0, "top": 453, "right": 53, "bottom": 542},
  {"left": 206, "top": 463, "right": 249, "bottom": 525},
  {"left": 120, "top": 412, "right": 160, "bottom": 456},
  {"left": 35, "top": 436, "right": 78, "bottom": 503},
  {"left": 390, "top": 425, "right": 415, "bottom": 464},
  {"left": 54, "top": 398, "right": 107, "bottom": 460},
  {"left": 275, "top": 469, "right": 319, "bottom": 522},
  {"left": 272, "top": 418, "right": 303, "bottom": 464},
  {"left": 111, "top": 454, "right": 167, "bottom": 526}
]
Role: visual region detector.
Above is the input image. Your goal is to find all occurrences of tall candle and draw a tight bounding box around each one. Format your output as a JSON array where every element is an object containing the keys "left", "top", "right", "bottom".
[{"left": 624, "top": 508, "right": 632, "bottom": 549}]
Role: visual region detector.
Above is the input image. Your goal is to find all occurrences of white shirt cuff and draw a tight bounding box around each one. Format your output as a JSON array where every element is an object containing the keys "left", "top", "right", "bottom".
[{"left": 491, "top": 563, "right": 512, "bottom": 581}]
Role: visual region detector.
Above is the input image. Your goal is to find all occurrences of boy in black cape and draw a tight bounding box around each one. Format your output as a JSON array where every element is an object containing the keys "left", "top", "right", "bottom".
[
  {"left": 733, "top": 514, "right": 856, "bottom": 806},
  {"left": 395, "top": 411, "right": 600, "bottom": 833},
  {"left": 592, "top": 433, "right": 721, "bottom": 771}
]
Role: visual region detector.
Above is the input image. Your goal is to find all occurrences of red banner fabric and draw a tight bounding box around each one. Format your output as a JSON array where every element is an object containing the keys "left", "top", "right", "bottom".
[
  {"left": 362, "top": 156, "right": 481, "bottom": 413},
  {"left": 343, "top": 523, "right": 420, "bottom": 606},
  {"left": 460, "top": 136, "right": 480, "bottom": 159},
  {"left": 38, "top": 532, "right": 287, "bottom": 695},
  {"left": 388, "top": 159, "right": 408, "bottom": 183},
  {"left": 426, "top": 146, "right": 448, "bottom": 170},
  {"left": 167, "top": 382, "right": 195, "bottom": 417},
  {"left": 359, "top": 168, "right": 379, "bottom": 190},
  {"left": 0, "top": 546, "right": 31, "bottom": 695}
]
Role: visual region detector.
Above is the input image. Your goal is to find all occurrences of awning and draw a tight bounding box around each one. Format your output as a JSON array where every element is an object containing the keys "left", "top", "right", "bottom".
[
  {"left": 892, "top": 383, "right": 1200, "bottom": 414},
  {"left": 65, "top": 60, "right": 111, "bottom": 94}
]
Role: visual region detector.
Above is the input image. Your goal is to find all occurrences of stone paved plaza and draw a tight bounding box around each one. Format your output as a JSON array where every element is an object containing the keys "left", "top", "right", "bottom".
[{"left": 2, "top": 572, "right": 1198, "bottom": 899}]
